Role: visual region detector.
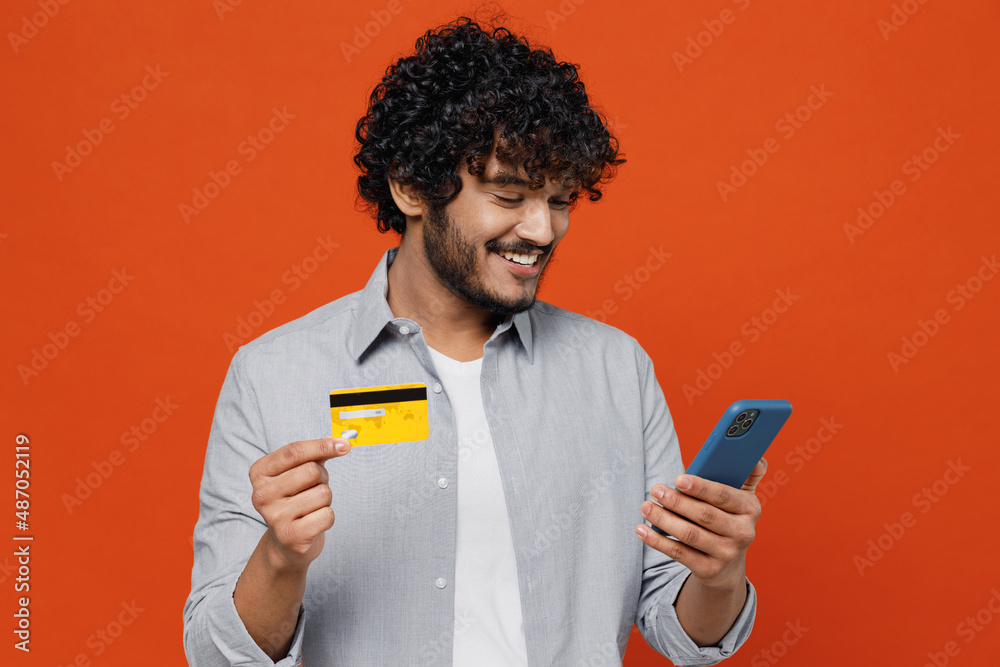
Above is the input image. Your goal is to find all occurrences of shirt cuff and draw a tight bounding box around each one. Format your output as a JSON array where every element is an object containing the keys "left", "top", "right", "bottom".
[
  {"left": 649, "top": 574, "right": 757, "bottom": 667},
  {"left": 187, "top": 571, "right": 306, "bottom": 667}
]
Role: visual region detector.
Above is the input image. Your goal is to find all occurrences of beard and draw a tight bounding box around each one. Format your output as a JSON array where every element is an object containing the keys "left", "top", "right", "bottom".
[{"left": 421, "top": 201, "right": 553, "bottom": 316}]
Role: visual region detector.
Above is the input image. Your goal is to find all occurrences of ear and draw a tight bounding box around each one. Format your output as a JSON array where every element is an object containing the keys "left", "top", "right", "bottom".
[{"left": 387, "top": 176, "right": 425, "bottom": 218}]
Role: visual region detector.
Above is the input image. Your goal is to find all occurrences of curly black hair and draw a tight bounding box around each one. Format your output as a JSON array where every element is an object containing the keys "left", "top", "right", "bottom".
[{"left": 353, "top": 15, "right": 625, "bottom": 235}]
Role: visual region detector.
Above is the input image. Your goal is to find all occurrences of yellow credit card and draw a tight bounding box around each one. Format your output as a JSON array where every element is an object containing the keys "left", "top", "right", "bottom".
[{"left": 329, "top": 383, "right": 429, "bottom": 447}]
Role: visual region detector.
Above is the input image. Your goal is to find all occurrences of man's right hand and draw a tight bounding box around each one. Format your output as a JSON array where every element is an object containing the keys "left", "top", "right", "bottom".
[{"left": 248, "top": 436, "right": 352, "bottom": 572}]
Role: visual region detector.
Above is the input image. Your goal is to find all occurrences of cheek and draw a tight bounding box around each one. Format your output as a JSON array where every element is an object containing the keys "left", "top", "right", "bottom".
[{"left": 458, "top": 201, "right": 507, "bottom": 236}]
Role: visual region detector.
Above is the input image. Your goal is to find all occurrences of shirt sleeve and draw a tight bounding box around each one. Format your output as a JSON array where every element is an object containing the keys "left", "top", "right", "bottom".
[
  {"left": 182, "top": 348, "right": 307, "bottom": 666},
  {"left": 631, "top": 342, "right": 757, "bottom": 667}
]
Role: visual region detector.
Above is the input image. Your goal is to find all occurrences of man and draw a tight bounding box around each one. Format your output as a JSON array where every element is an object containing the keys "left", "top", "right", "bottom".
[{"left": 184, "top": 16, "right": 765, "bottom": 666}]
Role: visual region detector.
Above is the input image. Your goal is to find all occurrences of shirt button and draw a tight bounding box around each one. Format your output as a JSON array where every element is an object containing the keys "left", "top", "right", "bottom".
[
  {"left": 399, "top": 325, "right": 410, "bottom": 335},
  {"left": 437, "top": 477, "right": 448, "bottom": 489},
  {"left": 435, "top": 577, "right": 447, "bottom": 589},
  {"left": 433, "top": 383, "right": 442, "bottom": 394}
]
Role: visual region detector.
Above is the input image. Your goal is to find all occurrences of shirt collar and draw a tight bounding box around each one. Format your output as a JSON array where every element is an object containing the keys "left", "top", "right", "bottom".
[{"left": 348, "top": 246, "right": 535, "bottom": 364}]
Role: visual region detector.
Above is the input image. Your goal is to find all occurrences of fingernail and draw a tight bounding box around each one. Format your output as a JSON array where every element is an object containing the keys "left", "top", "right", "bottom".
[
  {"left": 641, "top": 502, "right": 651, "bottom": 516},
  {"left": 636, "top": 525, "right": 649, "bottom": 538},
  {"left": 336, "top": 440, "right": 350, "bottom": 454},
  {"left": 652, "top": 487, "right": 664, "bottom": 500},
  {"left": 676, "top": 476, "right": 691, "bottom": 490}
]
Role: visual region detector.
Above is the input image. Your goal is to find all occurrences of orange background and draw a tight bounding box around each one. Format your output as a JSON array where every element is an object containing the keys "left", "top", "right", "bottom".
[{"left": 3, "top": 0, "right": 999, "bottom": 664}]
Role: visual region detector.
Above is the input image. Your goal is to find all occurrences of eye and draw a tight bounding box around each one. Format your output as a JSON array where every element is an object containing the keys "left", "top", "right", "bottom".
[
  {"left": 493, "top": 195, "right": 523, "bottom": 205},
  {"left": 490, "top": 194, "right": 571, "bottom": 209}
]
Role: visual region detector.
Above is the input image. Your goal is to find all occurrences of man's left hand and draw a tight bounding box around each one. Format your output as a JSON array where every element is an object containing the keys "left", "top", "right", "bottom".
[{"left": 636, "top": 459, "right": 767, "bottom": 588}]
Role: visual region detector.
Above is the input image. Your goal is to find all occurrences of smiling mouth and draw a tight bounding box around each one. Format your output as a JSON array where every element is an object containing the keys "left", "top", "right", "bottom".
[{"left": 494, "top": 249, "right": 539, "bottom": 266}]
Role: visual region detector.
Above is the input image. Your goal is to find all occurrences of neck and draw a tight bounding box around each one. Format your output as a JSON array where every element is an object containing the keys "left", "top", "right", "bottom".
[{"left": 386, "top": 236, "right": 505, "bottom": 361}]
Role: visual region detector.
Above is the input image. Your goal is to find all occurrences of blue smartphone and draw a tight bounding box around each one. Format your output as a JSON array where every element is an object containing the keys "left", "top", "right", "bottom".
[{"left": 650, "top": 399, "right": 792, "bottom": 536}]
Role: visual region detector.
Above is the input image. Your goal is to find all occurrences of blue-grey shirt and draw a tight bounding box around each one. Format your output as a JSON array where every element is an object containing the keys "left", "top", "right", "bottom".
[{"left": 183, "top": 247, "right": 756, "bottom": 666}]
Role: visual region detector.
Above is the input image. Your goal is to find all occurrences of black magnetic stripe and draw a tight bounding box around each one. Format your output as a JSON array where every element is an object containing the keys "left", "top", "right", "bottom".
[{"left": 329, "top": 387, "right": 427, "bottom": 408}]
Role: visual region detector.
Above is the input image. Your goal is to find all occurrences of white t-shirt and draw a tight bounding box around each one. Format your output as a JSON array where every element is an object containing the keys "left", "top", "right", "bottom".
[{"left": 426, "top": 345, "right": 528, "bottom": 667}]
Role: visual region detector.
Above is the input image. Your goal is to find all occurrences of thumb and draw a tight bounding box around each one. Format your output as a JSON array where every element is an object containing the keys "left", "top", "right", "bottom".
[{"left": 741, "top": 458, "right": 768, "bottom": 494}]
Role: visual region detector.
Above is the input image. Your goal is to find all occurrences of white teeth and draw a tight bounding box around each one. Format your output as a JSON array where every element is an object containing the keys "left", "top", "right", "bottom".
[{"left": 498, "top": 251, "right": 537, "bottom": 266}]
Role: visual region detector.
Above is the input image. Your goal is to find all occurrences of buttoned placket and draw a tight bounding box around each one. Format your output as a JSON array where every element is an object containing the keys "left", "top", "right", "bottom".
[
  {"left": 479, "top": 320, "right": 547, "bottom": 665},
  {"left": 388, "top": 314, "right": 544, "bottom": 661},
  {"left": 391, "top": 317, "right": 462, "bottom": 595}
]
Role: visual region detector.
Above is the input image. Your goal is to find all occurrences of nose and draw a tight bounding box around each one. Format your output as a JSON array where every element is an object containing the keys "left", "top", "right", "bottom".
[{"left": 516, "top": 198, "right": 556, "bottom": 248}]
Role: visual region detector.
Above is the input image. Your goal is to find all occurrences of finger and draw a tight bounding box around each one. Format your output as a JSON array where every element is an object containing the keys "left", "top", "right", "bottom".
[
  {"left": 649, "top": 486, "right": 734, "bottom": 536},
  {"left": 270, "top": 460, "right": 330, "bottom": 499},
  {"left": 269, "top": 483, "right": 334, "bottom": 525},
  {"left": 670, "top": 474, "right": 757, "bottom": 516},
  {"left": 251, "top": 461, "right": 329, "bottom": 512},
  {"left": 641, "top": 500, "right": 728, "bottom": 555},
  {"left": 635, "top": 521, "right": 715, "bottom": 574},
  {"left": 252, "top": 437, "right": 350, "bottom": 478},
  {"left": 741, "top": 458, "right": 768, "bottom": 493},
  {"left": 273, "top": 505, "right": 336, "bottom": 554},
  {"left": 290, "top": 482, "right": 335, "bottom": 521},
  {"left": 293, "top": 505, "right": 336, "bottom": 538}
]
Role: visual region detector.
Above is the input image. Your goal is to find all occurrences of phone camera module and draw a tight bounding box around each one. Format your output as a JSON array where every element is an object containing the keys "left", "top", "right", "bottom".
[{"left": 725, "top": 408, "right": 759, "bottom": 438}]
